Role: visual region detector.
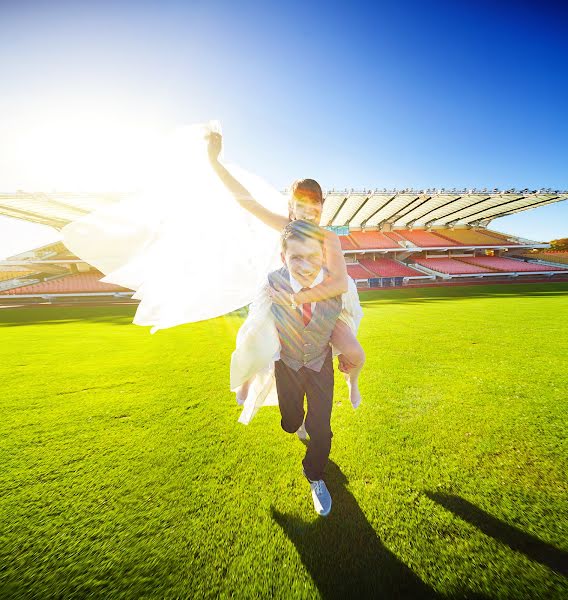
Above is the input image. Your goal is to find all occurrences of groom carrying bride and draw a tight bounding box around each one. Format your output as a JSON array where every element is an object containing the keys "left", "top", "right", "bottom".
[{"left": 269, "top": 219, "right": 342, "bottom": 517}]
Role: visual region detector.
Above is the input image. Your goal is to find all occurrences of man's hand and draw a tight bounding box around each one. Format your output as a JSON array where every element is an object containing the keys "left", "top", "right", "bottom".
[
  {"left": 268, "top": 286, "right": 294, "bottom": 306},
  {"left": 207, "top": 131, "right": 222, "bottom": 164}
]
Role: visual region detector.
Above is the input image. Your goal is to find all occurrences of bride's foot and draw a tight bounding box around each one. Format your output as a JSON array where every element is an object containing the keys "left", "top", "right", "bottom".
[
  {"left": 236, "top": 381, "right": 251, "bottom": 405},
  {"left": 345, "top": 375, "right": 362, "bottom": 409}
]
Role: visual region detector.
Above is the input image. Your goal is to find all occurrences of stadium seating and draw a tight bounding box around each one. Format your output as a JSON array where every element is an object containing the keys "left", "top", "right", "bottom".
[
  {"left": 457, "top": 256, "right": 566, "bottom": 272},
  {"left": 523, "top": 251, "right": 568, "bottom": 266},
  {"left": 384, "top": 231, "right": 412, "bottom": 246},
  {"left": 479, "top": 229, "right": 520, "bottom": 242},
  {"left": 348, "top": 231, "right": 403, "bottom": 249},
  {"left": 339, "top": 235, "right": 359, "bottom": 251},
  {"left": 396, "top": 230, "right": 460, "bottom": 247},
  {"left": 359, "top": 258, "right": 425, "bottom": 277},
  {"left": 0, "top": 270, "right": 34, "bottom": 282},
  {"left": 413, "top": 258, "right": 493, "bottom": 274},
  {"left": 433, "top": 228, "right": 518, "bottom": 246},
  {"left": 346, "top": 263, "right": 374, "bottom": 279},
  {"left": 0, "top": 273, "right": 131, "bottom": 295}
]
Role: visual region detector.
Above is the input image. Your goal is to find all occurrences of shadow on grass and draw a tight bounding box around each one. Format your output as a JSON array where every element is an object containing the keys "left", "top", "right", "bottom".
[
  {"left": 426, "top": 492, "right": 568, "bottom": 578},
  {"left": 271, "top": 461, "right": 442, "bottom": 599}
]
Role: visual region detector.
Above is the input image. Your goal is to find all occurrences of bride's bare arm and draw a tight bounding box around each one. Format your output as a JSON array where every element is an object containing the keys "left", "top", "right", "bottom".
[
  {"left": 208, "top": 132, "right": 289, "bottom": 232},
  {"left": 295, "top": 232, "right": 349, "bottom": 302}
]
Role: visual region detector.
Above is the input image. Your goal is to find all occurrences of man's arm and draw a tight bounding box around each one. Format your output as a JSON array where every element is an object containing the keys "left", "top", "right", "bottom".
[{"left": 208, "top": 133, "right": 289, "bottom": 232}]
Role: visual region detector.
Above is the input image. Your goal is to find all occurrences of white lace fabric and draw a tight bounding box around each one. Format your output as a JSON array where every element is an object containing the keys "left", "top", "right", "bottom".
[{"left": 61, "top": 120, "right": 284, "bottom": 333}]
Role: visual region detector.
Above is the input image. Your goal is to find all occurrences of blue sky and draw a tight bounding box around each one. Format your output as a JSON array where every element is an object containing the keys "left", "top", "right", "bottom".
[{"left": 0, "top": 0, "right": 566, "bottom": 257}]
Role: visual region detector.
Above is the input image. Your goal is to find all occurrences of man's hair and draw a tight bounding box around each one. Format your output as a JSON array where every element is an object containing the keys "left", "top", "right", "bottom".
[{"left": 281, "top": 219, "right": 325, "bottom": 252}]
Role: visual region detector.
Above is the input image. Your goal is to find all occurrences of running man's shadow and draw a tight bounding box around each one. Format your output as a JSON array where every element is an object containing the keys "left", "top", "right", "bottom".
[
  {"left": 426, "top": 491, "right": 568, "bottom": 578},
  {"left": 271, "top": 461, "right": 441, "bottom": 599}
]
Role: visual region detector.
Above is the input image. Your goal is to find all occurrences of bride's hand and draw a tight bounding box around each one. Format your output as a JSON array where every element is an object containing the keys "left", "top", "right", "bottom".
[
  {"left": 268, "top": 286, "right": 293, "bottom": 306},
  {"left": 207, "top": 132, "right": 222, "bottom": 163}
]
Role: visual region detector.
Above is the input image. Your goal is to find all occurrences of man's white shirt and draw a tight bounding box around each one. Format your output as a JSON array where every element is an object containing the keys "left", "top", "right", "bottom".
[{"left": 289, "top": 269, "right": 324, "bottom": 317}]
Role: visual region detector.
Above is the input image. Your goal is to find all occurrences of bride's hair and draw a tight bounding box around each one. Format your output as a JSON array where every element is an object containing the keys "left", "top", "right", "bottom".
[{"left": 288, "top": 178, "right": 324, "bottom": 219}]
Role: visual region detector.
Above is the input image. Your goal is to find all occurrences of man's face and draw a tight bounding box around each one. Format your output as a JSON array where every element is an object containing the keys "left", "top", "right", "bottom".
[
  {"left": 290, "top": 193, "right": 322, "bottom": 224},
  {"left": 282, "top": 237, "right": 324, "bottom": 287}
]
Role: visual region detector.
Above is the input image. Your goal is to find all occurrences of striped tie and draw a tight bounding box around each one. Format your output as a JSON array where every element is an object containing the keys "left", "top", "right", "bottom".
[{"left": 301, "top": 287, "right": 312, "bottom": 326}]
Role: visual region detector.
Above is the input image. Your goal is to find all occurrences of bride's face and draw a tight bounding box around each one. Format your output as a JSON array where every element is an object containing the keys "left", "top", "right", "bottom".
[{"left": 290, "top": 193, "right": 322, "bottom": 224}]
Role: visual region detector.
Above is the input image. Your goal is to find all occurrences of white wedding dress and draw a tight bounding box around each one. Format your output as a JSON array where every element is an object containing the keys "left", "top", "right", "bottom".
[{"left": 61, "top": 121, "right": 284, "bottom": 332}]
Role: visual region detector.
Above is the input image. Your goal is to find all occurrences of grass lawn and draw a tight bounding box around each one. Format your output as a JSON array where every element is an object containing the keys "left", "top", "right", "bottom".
[{"left": 1, "top": 282, "right": 567, "bottom": 599}]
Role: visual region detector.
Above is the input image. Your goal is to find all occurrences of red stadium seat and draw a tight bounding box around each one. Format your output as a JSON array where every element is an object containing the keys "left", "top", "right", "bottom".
[
  {"left": 346, "top": 263, "right": 374, "bottom": 279},
  {"left": 457, "top": 256, "right": 566, "bottom": 272},
  {"left": 433, "top": 229, "right": 519, "bottom": 246},
  {"left": 348, "top": 231, "right": 403, "bottom": 250},
  {"left": 413, "top": 258, "right": 492, "bottom": 274},
  {"left": 397, "top": 230, "right": 460, "bottom": 247},
  {"left": 359, "top": 258, "right": 425, "bottom": 277},
  {"left": 339, "top": 236, "right": 360, "bottom": 251}
]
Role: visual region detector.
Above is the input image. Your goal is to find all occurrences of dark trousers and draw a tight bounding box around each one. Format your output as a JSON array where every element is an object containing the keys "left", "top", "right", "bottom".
[{"left": 274, "top": 349, "right": 334, "bottom": 481}]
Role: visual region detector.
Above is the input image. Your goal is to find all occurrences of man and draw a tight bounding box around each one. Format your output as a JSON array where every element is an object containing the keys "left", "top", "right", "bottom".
[{"left": 269, "top": 219, "right": 343, "bottom": 517}]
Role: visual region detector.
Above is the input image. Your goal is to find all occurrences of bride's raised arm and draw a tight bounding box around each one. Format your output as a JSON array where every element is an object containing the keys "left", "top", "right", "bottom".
[{"left": 208, "top": 132, "right": 289, "bottom": 232}]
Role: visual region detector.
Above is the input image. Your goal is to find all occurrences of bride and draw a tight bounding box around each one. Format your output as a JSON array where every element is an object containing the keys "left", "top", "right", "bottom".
[
  {"left": 61, "top": 121, "right": 364, "bottom": 423},
  {"left": 206, "top": 132, "right": 365, "bottom": 422}
]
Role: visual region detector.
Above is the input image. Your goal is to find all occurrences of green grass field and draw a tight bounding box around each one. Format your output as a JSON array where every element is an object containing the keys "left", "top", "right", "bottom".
[{"left": 1, "top": 282, "right": 567, "bottom": 599}]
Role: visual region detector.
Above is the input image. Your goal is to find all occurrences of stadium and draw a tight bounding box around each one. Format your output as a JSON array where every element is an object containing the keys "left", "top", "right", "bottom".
[
  {"left": 1, "top": 189, "right": 567, "bottom": 302},
  {"left": 1, "top": 189, "right": 567, "bottom": 598}
]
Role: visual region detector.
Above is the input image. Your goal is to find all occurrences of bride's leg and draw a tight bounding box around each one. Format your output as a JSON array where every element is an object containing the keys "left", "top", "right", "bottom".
[
  {"left": 235, "top": 378, "right": 252, "bottom": 405},
  {"left": 331, "top": 320, "right": 365, "bottom": 408}
]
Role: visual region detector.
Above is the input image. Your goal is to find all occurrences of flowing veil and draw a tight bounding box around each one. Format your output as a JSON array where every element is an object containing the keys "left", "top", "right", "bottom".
[{"left": 61, "top": 121, "right": 285, "bottom": 333}]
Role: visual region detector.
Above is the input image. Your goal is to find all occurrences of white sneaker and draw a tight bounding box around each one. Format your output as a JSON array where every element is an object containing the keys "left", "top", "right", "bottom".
[
  {"left": 309, "top": 479, "right": 332, "bottom": 517},
  {"left": 296, "top": 422, "right": 307, "bottom": 440}
]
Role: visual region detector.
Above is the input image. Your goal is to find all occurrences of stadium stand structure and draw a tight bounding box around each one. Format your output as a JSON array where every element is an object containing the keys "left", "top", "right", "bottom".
[
  {"left": 0, "top": 189, "right": 567, "bottom": 302},
  {"left": 346, "top": 231, "right": 404, "bottom": 250},
  {"left": 0, "top": 270, "right": 34, "bottom": 282},
  {"left": 521, "top": 250, "right": 568, "bottom": 266},
  {"left": 346, "top": 264, "right": 374, "bottom": 280},
  {"left": 396, "top": 229, "right": 459, "bottom": 248},
  {"left": 358, "top": 258, "right": 426, "bottom": 278},
  {"left": 457, "top": 255, "right": 566, "bottom": 273},
  {"left": 0, "top": 273, "right": 130, "bottom": 296},
  {"left": 430, "top": 228, "right": 519, "bottom": 246},
  {"left": 413, "top": 257, "right": 494, "bottom": 276}
]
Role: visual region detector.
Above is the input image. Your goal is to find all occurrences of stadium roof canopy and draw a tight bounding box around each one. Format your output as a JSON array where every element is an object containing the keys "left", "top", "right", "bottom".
[
  {"left": 318, "top": 190, "right": 567, "bottom": 229},
  {"left": 0, "top": 192, "right": 129, "bottom": 229},
  {"left": 0, "top": 189, "right": 566, "bottom": 230}
]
